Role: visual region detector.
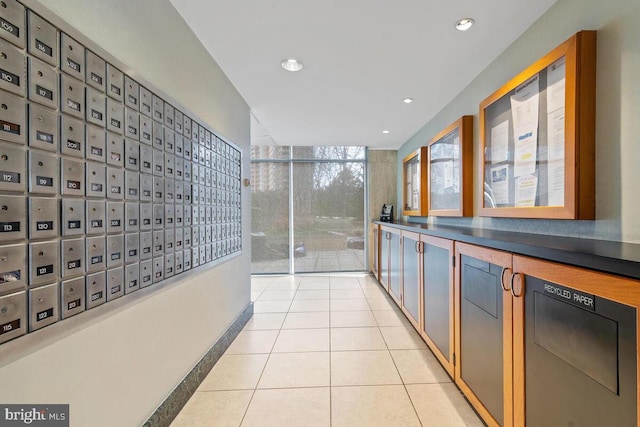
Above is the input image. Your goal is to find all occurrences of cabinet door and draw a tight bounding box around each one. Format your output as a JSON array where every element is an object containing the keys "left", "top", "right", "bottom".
[
  {"left": 388, "top": 228, "right": 402, "bottom": 303},
  {"left": 513, "top": 256, "right": 640, "bottom": 427},
  {"left": 379, "top": 226, "right": 391, "bottom": 291},
  {"left": 401, "top": 231, "right": 420, "bottom": 328},
  {"left": 420, "top": 235, "right": 454, "bottom": 377},
  {"left": 369, "top": 223, "right": 379, "bottom": 279},
  {"left": 455, "top": 242, "right": 513, "bottom": 427}
]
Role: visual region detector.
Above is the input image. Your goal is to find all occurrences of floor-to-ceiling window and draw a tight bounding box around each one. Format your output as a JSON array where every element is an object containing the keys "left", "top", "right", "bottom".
[{"left": 251, "top": 146, "right": 367, "bottom": 274}]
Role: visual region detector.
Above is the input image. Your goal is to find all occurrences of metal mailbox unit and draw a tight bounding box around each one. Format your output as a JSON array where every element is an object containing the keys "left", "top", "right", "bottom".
[{"left": 0, "top": 1, "right": 243, "bottom": 346}]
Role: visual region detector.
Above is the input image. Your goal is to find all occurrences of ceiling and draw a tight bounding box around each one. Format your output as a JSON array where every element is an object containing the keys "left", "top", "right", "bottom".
[{"left": 171, "top": 0, "right": 558, "bottom": 149}]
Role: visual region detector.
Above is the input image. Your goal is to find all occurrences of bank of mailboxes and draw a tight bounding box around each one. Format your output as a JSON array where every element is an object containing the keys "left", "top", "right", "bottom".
[{"left": 0, "top": 3, "right": 243, "bottom": 346}]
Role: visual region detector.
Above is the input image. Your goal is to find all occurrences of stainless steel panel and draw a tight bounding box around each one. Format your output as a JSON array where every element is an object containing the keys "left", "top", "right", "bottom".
[
  {"left": 152, "top": 94, "right": 163, "bottom": 123},
  {"left": 106, "top": 63, "right": 123, "bottom": 101},
  {"left": 174, "top": 156, "right": 183, "bottom": 181},
  {"left": 106, "top": 267, "right": 124, "bottom": 301},
  {"left": 106, "top": 201, "right": 124, "bottom": 234},
  {"left": 124, "top": 138, "right": 139, "bottom": 171},
  {"left": 125, "top": 202, "right": 139, "bottom": 232},
  {"left": 164, "top": 178, "right": 174, "bottom": 203},
  {"left": 175, "top": 178, "right": 184, "bottom": 204},
  {"left": 61, "top": 199, "right": 84, "bottom": 237},
  {"left": 183, "top": 159, "right": 191, "bottom": 182},
  {"left": 163, "top": 102, "right": 174, "bottom": 129},
  {"left": 125, "top": 232, "right": 139, "bottom": 264},
  {"left": 106, "top": 132, "right": 124, "bottom": 167},
  {"left": 199, "top": 225, "right": 206, "bottom": 246},
  {"left": 0, "top": 89, "right": 26, "bottom": 144},
  {"left": 205, "top": 130, "right": 212, "bottom": 150},
  {"left": 205, "top": 186, "right": 212, "bottom": 205},
  {"left": 191, "top": 246, "right": 200, "bottom": 268},
  {"left": 205, "top": 224, "right": 212, "bottom": 245},
  {"left": 198, "top": 144, "right": 206, "bottom": 166},
  {"left": 61, "top": 158, "right": 84, "bottom": 196},
  {"left": 27, "top": 11, "right": 57, "bottom": 66},
  {"left": 198, "top": 125, "right": 205, "bottom": 146},
  {"left": 191, "top": 225, "right": 200, "bottom": 246},
  {"left": 191, "top": 141, "right": 199, "bottom": 164},
  {"left": 0, "top": 290, "right": 26, "bottom": 343},
  {"left": 139, "top": 85, "right": 152, "bottom": 118},
  {"left": 0, "top": 38, "right": 26, "bottom": 96},
  {"left": 61, "top": 238, "right": 85, "bottom": 278},
  {"left": 198, "top": 184, "right": 205, "bottom": 205},
  {"left": 29, "top": 197, "right": 57, "bottom": 239},
  {"left": 124, "top": 76, "right": 139, "bottom": 110},
  {"left": 153, "top": 203, "right": 164, "bottom": 230},
  {"left": 153, "top": 176, "right": 163, "bottom": 203},
  {"left": 106, "top": 98, "right": 124, "bottom": 134},
  {"left": 164, "top": 153, "right": 175, "bottom": 179},
  {"left": 164, "top": 229, "right": 174, "bottom": 253},
  {"left": 28, "top": 102, "right": 58, "bottom": 151},
  {"left": 106, "top": 166, "right": 124, "bottom": 200},
  {"left": 85, "top": 235, "right": 105, "bottom": 272},
  {"left": 60, "top": 74, "right": 85, "bottom": 119},
  {"left": 164, "top": 253, "right": 174, "bottom": 278},
  {"left": 85, "top": 162, "right": 106, "bottom": 198},
  {"left": 85, "top": 271, "right": 105, "bottom": 309},
  {"left": 191, "top": 163, "right": 199, "bottom": 186},
  {"left": 205, "top": 244, "right": 212, "bottom": 263},
  {"left": 0, "top": 194, "right": 25, "bottom": 241},
  {"left": 0, "top": 0, "right": 26, "bottom": 48},
  {"left": 85, "top": 86, "right": 105, "bottom": 126},
  {"left": 183, "top": 201, "right": 192, "bottom": 228},
  {"left": 174, "top": 250, "right": 183, "bottom": 274},
  {"left": 61, "top": 276, "right": 84, "bottom": 319},
  {"left": 191, "top": 205, "right": 200, "bottom": 226},
  {"left": 152, "top": 121, "right": 164, "bottom": 151},
  {"left": 139, "top": 259, "right": 152, "bottom": 288},
  {"left": 85, "top": 123, "right": 104, "bottom": 162},
  {"left": 125, "top": 108, "right": 139, "bottom": 141},
  {"left": 205, "top": 148, "right": 212, "bottom": 169},
  {"left": 28, "top": 240, "right": 57, "bottom": 286},
  {"left": 174, "top": 134, "right": 184, "bottom": 158},
  {"left": 85, "top": 50, "right": 105, "bottom": 92},
  {"left": 183, "top": 115, "right": 191, "bottom": 138},
  {"left": 24, "top": 150, "right": 57, "bottom": 197},
  {"left": 140, "top": 230, "right": 152, "bottom": 261},
  {"left": 164, "top": 204, "right": 174, "bottom": 228},
  {"left": 164, "top": 128, "right": 174, "bottom": 153},
  {"left": 29, "top": 283, "right": 60, "bottom": 332},
  {"left": 152, "top": 148, "right": 164, "bottom": 177},
  {"left": 199, "top": 206, "right": 206, "bottom": 226},
  {"left": 152, "top": 256, "right": 163, "bottom": 283},
  {"left": 139, "top": 144, "right": 153, "bottom": 175},
  {"left": 139, "top": 114, "right": 152, "bottom": 146},
  {"left": 191, "top": 121, "right": 199, "bottom": 142},
  {"left": 174, "top": 227, "right": 184, "bottom": 251},
  {"left": 140, "top": 203, "right": 152, "bottom": 232},
  {"left": 0, "top": 243, "right": 26, "bottom": 293},
  {"left": 0, "top": 142, "right": 25, "bottom": 192},
  {"left": 60, "top": 32, "right": 84, "bottom": 81},
  {"left": 86, "top": 200, "right": 107, "bottom": 235},
  {"left": 191, "top": 182, "right": 199, "bottom": 205},
  {"left": 139, "top": 173, "right": 152, "bottom": 202},
  {"left": 125, "top": 170, "right": 139, "bottom": 201},
  {"left": 174, "top": 110, "right": 183, "bottom": 135},
  {"left": 183, "top": 249, "right": 191, "bottom": 271},
  {"left": 153, "top": 230, "right": 164, "bottom": 257},
  {"left": 106, "top": 234, "right": 123, "bottom": 268},
  {"left": 124, "top": 263, "right": 139, "bottom": 294}
]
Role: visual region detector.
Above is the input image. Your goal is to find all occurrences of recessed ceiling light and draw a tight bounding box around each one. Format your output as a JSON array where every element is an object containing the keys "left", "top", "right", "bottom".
[
  {"left": 281, "top": 58, "right": 304, "bottom": 72},
  {"left": 403, "top": 98, "right": 414, "bottom": 104},
  {"left": 382, "top": 130, "right": 390, "bottom": 134},
  {"left": 456, "top": 18, "right": 475, "bottom": 31}
]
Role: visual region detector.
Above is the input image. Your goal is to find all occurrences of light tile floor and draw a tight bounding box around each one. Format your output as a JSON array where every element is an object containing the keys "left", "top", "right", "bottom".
[{"left": 172, "top": 274, "right": 484, "bottom": 427}]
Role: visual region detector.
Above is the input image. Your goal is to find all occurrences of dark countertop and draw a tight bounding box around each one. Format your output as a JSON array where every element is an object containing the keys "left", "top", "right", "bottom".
[{"left": 373, "top": 221, "right": 640, "bottom": 281}]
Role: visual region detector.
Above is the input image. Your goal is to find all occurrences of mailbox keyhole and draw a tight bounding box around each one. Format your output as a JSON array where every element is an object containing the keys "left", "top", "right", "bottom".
[
  {"left": 38, "top": 298, "right": 44, "bottom": 303},
  {"left": 69, "top": 287, "right": 74, "bottom": 292},
  {"left": 68, "top": 86, "right": 73, "bottom": 91},
  {"left": 69, "top": 207, "right": 74, "bottom": 212},
  {"left": 37, "top": 71, "right": 43, "bottom": 77},
  {"left": 69, "top": 248, "right": 74, "bottom": 252},
  {"left": 38, "top": 116, "right": 43, "bottom": 122},
  {"left": 0, "top": 2, "right": 6, "bottom": 9},
  {"left": 38, "top": 251, "right": 44, "bottom": 256},
  {"left": 1, "top": 155, "right": 7, "bottom": 160},
  {"left": 69, "top": 126, "right": 73, "bottom": 131},
  {"left": 92, "top": 171, "right": 96, "bottom": 176},
  {"left": 1, "top": 104, "right": 7, "bottom": 110},
  {"left": 69, "top": 45, "right": 73, "bottom": 51},
  {"left": 1, "top": 205, "right": 7, "bottom": 211},
  {"left": 92, "top": 244, "right": 96, "bottom": 249},
  {"left": 1, "top": 53, "right": 6, "bottom": 59},
  {"left": 0, "top": 307, "right": 7, "bottom": 314},
  {"left": 38, "top": 161, "right": 43, "bottom": 167}
]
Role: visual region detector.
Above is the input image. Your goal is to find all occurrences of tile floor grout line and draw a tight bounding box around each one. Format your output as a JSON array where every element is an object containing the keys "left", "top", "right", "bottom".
[{"left": 328, "top": 276, "right": 333, "bottom": 427}]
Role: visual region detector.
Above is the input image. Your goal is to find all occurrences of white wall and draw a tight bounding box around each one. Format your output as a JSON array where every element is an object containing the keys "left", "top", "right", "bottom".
[
  {"left": 397, "top": 0, "right": 640, "bottom": 243},
  {"left": 0, "top": 1, "right": 251, "bottom": 426}
]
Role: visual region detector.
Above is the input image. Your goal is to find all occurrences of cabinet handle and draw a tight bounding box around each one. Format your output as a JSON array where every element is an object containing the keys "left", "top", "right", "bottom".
[
  {"left": 500, "top": 267, "right": 512, "bottom": 291},
  {"left": 415, "top": 241, "right": 420, "bottom": 253},
  {"left": 510, "top": 272, "right": 524, "bottom": 297}
]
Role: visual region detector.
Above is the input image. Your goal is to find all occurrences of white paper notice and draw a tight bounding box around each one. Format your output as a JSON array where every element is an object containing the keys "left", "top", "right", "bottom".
[
  {"left": 512, "top": 74, "right": 540, "bottom": 177},
  {"left": 547, "top": 161, "right": 565, "bottom": 206},
  {"left": 453, "top": 137, "right": 460, "bottom": 159},
  {"left": 491, "top": 165, "right": 509, "bottom": 205},
  {"left": 490, "top": 121, "right": 509, "bottom": 163},
  {"left": 444, "top": 161, "right": 454, "bottom": 189},
  {"left": 547, "top": 57, "right": 566, "bottom": 114},
  {"left": 515, "top": 175, "right": 538, "bottom": 207}
]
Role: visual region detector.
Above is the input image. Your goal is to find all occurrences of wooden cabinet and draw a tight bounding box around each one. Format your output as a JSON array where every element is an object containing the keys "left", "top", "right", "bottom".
[
  {"left": 402, "top": 147, "right": 428, "bottom": 216},
  {"left": 369, "top": 223, "right": 379, "bottom": 279},
  {"left": 379, "top": 225, "right": 401, "bottom": 295},
  {"left": 420, "top": 235, "right": 455, "bottom": 377},
  {"left": 455, "top": 243, "right": 514, "bottom": 427}
]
